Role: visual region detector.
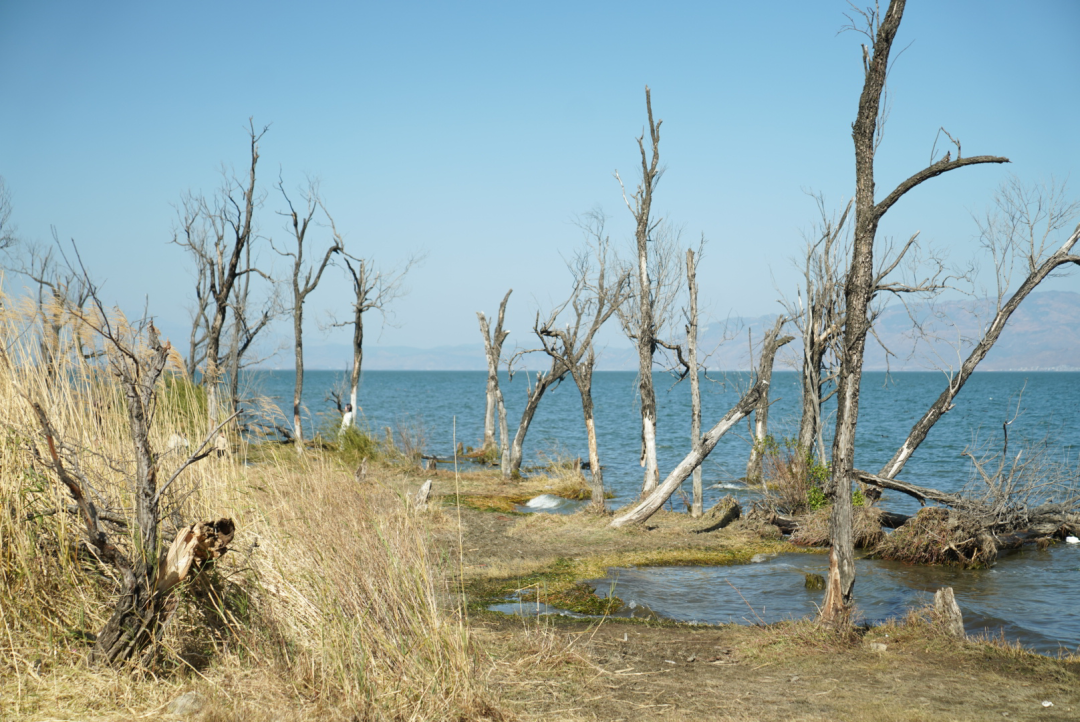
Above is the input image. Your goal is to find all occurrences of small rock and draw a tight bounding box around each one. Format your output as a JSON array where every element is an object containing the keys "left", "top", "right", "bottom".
[
  {"left": 804, "top": 573, "right": 826, "bottom": 590},
  {"left": 167, "top": 691, "right": 203, "bottom": 716},
  {"left": 870, "top": 642, "right": 887, "bottom": 653}
]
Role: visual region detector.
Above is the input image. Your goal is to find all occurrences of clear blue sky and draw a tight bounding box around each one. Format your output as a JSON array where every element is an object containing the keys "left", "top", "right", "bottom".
[{"left": 1, "top": 1, "right": 1077, "bottom": 363}]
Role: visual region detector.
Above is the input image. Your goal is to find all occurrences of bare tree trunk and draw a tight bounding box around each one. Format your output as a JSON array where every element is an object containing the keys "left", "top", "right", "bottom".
[
  {"left": 349, "top": 302, "right": 363, "bottom": 425},
  {"left": 746, "top": 317, "right": 787, "bottom": 482},
  {"left": 575, "top": 349, "right": 605, "bottom": 509},
  {"left": 685, "top": 249, "right": 703, "bottom": 518},
  {"left": 822, "top": 1, "right": 906, "bottom": 625},
  {"left": 797, "top": 341, "right": 826, "bottom": 456},
  {"left": 482, "top": 370, "right": 497, "bottom": 449},
  {"left": 497, "top": 381, "right": 510, "bottom": 478},
  {"left": 609, "top": 329, "right": 792, "bottom": 528},
  {"left": 821, "top": 0, "right": 1008, "bottom": 625},
  {"left": 292, "top": 305, "right": 305, "bottom": 445},
  {"left": 478, "top": 290, "right": 511, "bottom": 457},
  {"left": 620, "top": 87, "right": 663, "bottom": 496},
  {"left": 509, "top": 363, "right": 567, "bottom": 475}
]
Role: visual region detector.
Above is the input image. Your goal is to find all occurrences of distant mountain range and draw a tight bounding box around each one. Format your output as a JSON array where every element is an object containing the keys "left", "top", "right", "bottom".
[{"left": 290, "top": 290, "right": 1080, "bottom": 372}]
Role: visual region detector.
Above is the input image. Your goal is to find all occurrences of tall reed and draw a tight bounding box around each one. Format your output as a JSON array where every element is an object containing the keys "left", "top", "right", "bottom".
[{"left": 0, "top": 291, "right": 500, "bottom": 720}]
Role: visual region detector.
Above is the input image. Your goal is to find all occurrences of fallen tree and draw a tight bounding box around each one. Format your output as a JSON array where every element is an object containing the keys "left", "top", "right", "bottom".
[{"left": 610, "top": 326, "right": 792, "bottom": 528}]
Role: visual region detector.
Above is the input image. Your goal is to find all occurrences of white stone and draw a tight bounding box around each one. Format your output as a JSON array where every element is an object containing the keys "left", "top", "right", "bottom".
[{"left": 167, "top": 691, "right": 203, "bottom": 716}]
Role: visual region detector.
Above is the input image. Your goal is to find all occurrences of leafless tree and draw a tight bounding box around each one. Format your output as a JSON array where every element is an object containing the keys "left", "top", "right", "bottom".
[
  {"left": 821, "top": 0, "right": 1009, "bottom": 625},
  {"left": 615, "top": 86, "right": 685, "bottom": 496},
  {"left": 781, "top": 197, "right": 852, "bottom": 460},
  {"left": 610, "top": 327, "right": 793, "bottom": 528},
  {"left": 326, "top": 217, "right": 421, "bottom": 434},
  {"left": 684, "top": 247, "right": 704, "bottom": 517},
  {"left": 172, "top": 120, "right": 269, "bottom": 429},
  {"left": 780, "top": 192, "right": 948, "bottom": 470},
  {"left": 175, "top": 188, "right": 277, "bottom": 411},
  {"left": 506, "top": 351, "right": 570, "bottom": 477},
  {"left": 222, "top": 238, "right": 278, "bottom": 411},
  {"left": 478, "top": 290, "right": 512, "bottom": 477},
  {"left": 25, "top": 252, "right": 235, "bottom": 667},
  {"left": 274, "top": 178, "right": 343, "bottom": 447},
  {"left": 864, "top": 178, "right": 1079, "bottom": 488},
  {"left": 536, "top": 214, "right": 631, "bottom": 508}
]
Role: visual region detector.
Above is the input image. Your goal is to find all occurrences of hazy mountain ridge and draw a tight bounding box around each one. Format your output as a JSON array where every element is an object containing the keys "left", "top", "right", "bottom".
[{"left": 290, "top": 291, "right": 1080, "bottom": 372}]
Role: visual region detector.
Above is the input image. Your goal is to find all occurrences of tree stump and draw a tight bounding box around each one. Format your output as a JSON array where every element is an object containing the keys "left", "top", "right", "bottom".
[
  {"left": 932, "top": 586, "right": 965, "bottom": 638},
  {"left": 412, "top": 480, "right": 433, "bottom": 512}
]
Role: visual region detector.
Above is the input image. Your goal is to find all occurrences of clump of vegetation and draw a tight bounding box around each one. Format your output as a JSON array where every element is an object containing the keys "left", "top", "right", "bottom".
[
  {"left": 336, "top": 424, "right": 381, "bottom": 465},
  {"left": 875, "top": 506, "right": 998, "bottom": 567},
  {"left": 759, "top": 436, "right": 830, "bottom": 514},
  {"left": 790, "top": 505, "right": 885, "bottom": 549}
]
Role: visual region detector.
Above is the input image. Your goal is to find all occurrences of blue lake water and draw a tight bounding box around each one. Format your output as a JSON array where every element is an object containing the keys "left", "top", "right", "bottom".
[{"left": 246, "top": 368, "right": 1080, "bottom": 653}]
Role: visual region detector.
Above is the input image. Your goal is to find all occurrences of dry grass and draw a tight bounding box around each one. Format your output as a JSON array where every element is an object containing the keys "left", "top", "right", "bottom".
[
  {"left": 790, "top": 505, "right": 886, "bottom": 549},
  {"left": 0, "top": 294, "right": 505, "bottom": 721},
  {"left": 875, "top": 506, "right": 998, "bottom": 567}
]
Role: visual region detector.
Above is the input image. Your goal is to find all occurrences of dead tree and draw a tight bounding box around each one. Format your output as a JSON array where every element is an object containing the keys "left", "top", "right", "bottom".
[
  {"left": 745, "top": 316, "right": 790, "bottom": 482},
  {"left": 172, "top": 120, "right": 268, "bottom": 429},
  {"left": 684, "top": 247, "right": 704, "bottom": 517},
  {"left": 782, "top": 197, "right": 852, "bottom": 459},
  {"left": 873, "top": 181, "right": 1079, "bottom": 483},
  {"left": 27, "top": 266, "right": 234, "bottom": 666},
  {"left": 610, "top": 328, "right": 793, "bottom": 528},
  {"left": 821, "top": 0, "right": 1009, "bottom": 624},
  {"left": 615, "top": 86, "right": 679, "bottom": 496},
  {"left": 537, "top": 217, "right": 631, "bottom": 508},
  {"left": 478, "top": 290, "right": 512, "bottom": 477},
  {"left": 506, "top": 352, "right": 570, "bottom": 476},
  {"left": 275, "top": 178, "right": 343, "bottom": 447},
  {"left": 328, "top": 227, "right": 419, "bottom": 434}
]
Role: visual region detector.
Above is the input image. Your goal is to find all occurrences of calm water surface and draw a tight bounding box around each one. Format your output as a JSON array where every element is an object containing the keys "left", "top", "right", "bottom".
[{"left": 248, "top": 369, "right": 1080, "bottom": 653}]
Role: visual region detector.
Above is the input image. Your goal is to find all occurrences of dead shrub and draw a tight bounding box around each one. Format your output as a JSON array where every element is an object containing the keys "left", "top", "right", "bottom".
[{"left": 875, "top": 506, "right": 998, "bottom": 567}]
